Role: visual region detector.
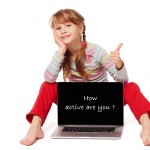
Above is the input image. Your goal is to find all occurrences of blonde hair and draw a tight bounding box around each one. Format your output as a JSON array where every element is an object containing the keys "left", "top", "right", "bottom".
[{"left": 50, "top": 9, "right": 88, "bottom": 81}]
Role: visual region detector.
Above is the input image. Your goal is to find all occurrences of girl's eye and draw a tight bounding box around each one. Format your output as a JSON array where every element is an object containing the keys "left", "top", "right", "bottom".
[
  {"left": 67, "top": 24, "right": 71, "bottom": 27},
  {"left": 55, "top": 27, "right": 61, "bottom": 30}
]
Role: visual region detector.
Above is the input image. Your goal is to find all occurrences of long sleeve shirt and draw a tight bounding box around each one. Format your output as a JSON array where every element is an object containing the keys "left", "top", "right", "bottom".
[{"left": 44, "top": 42, "right": 129, "bottom": 83}]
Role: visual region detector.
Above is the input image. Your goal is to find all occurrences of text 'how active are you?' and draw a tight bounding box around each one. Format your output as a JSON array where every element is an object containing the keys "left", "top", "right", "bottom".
[{"left": 64, "top": 96, "right": 116, "bottom": 112}]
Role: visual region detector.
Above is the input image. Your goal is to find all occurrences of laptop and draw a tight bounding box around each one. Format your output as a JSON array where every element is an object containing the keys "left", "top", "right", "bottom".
[{"left": 51, "top": 82, "right": 124, "bottom": 139}]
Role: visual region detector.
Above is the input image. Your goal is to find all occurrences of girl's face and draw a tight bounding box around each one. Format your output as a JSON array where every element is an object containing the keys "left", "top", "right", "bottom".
[{"left": 53, "top": 22, "right": 83, "bottom": 45}]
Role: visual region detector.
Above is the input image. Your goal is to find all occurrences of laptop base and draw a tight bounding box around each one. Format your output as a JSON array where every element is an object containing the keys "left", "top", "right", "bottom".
[{"left": 51, "top": 125, "right": 123, "bottom": 139}]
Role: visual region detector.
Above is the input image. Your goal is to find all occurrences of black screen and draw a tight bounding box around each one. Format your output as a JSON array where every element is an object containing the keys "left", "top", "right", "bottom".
[{"left": 58, "top": 82, "right": 124, "bottom": 125}]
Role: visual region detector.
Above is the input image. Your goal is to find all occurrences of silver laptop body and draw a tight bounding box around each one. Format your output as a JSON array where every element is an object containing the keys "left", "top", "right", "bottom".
[{"left": 51, "top": 82, "right": 124, "bottom": 139}]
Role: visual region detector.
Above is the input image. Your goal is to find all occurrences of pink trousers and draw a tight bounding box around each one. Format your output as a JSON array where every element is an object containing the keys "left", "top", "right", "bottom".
[{"left": 26, "top": 82, "right": 150, "bottom": 125}]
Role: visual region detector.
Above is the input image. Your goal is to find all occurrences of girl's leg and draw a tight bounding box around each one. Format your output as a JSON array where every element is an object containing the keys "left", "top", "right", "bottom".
[
  {"left": 124, "top": 82, "right": 150, "bottom": 146},
  {"left": 20, "top": 82, "right": 58, "bottom": 146}
]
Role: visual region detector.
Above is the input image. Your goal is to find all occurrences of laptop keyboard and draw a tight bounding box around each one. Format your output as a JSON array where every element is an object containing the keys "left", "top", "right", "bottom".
[{"left": 62, "top": 127, "right": 115, "bottom": 132}]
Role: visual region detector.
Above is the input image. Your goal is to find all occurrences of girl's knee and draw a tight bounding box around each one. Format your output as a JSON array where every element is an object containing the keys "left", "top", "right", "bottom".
[
  {"left": 41, "top": 81, "right": 57, "bottom": 87},
  {"left": 40, "top": 81, "right": 57, "bottom": 91},
  {"left": 124, "top": 82, "right": 140, "bottom": 93},
  {"left": 40, "top": 81, "right": 58, "bottom": 100}
]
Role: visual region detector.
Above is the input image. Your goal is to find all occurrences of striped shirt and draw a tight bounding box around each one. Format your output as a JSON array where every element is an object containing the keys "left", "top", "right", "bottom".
[{"left": 44, "top": 42, "right": 129, "bottom": 83}]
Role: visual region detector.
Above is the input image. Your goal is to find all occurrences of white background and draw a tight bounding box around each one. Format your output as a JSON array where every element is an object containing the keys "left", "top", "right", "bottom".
[{"left": 0, "top": 0, "right": 150, "bottom": 149}]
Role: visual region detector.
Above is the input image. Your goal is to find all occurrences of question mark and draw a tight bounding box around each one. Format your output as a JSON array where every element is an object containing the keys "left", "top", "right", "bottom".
[{"left": 112, "top": 105, "right": 115, "bottom": 110}]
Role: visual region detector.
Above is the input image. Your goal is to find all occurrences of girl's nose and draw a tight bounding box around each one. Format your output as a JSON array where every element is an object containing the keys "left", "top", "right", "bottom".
[{"left": 61, "top": 27, "right": 67, "bottom": 34}]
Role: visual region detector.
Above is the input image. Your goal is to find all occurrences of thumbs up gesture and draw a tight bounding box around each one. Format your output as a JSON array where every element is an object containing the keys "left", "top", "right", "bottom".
[{"left": 110, "top": 43, "right": 124, "bottom": 70}]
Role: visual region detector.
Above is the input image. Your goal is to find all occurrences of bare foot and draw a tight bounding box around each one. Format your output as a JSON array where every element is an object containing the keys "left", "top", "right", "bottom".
[
  {"left": 140, "top": 123, "right": 150, "bottom": 146},
  {"left": 140, "top": 113, "right": 150, "bottom": 146},
  {"left": 20, "top": 123, "right": 44, "bottom": 146}
]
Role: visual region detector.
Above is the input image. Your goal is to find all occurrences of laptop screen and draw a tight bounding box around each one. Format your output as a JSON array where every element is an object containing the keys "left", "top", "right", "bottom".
[{"left": 57, "top": 82, "right": 124, "bottom": 126}]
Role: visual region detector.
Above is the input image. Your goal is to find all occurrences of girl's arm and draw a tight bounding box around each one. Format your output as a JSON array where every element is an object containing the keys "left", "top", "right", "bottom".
[
  {"left": 97, "top": 45, "right": 129, "bottom": 83},
  {"left": 44, "top": 51, "right": 65, "bottom": 83},
  {"left": 44, "top": 29, "right": 67, "bottom": 83}
]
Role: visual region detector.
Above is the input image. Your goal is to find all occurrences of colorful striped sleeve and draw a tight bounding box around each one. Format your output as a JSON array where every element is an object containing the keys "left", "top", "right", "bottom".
[
  {"left": 97, "top": 45, "right": 129, "bottom": 84},
  {"left": 44, "top": 51, "right": 65, "bottom": 83}
]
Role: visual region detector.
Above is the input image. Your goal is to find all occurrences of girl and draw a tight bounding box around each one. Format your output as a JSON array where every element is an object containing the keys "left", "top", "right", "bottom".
[{"left": 20, "top": 9, "right": 150, "bottom": 146}]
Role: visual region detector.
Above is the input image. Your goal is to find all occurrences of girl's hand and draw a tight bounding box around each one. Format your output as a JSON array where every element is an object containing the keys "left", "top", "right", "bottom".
[
  {"left": 52, "top": 29, "right": 67, "bottom": 56},
  {"left": 110, "top": 43, "right": 124, "bottom": 70}
]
